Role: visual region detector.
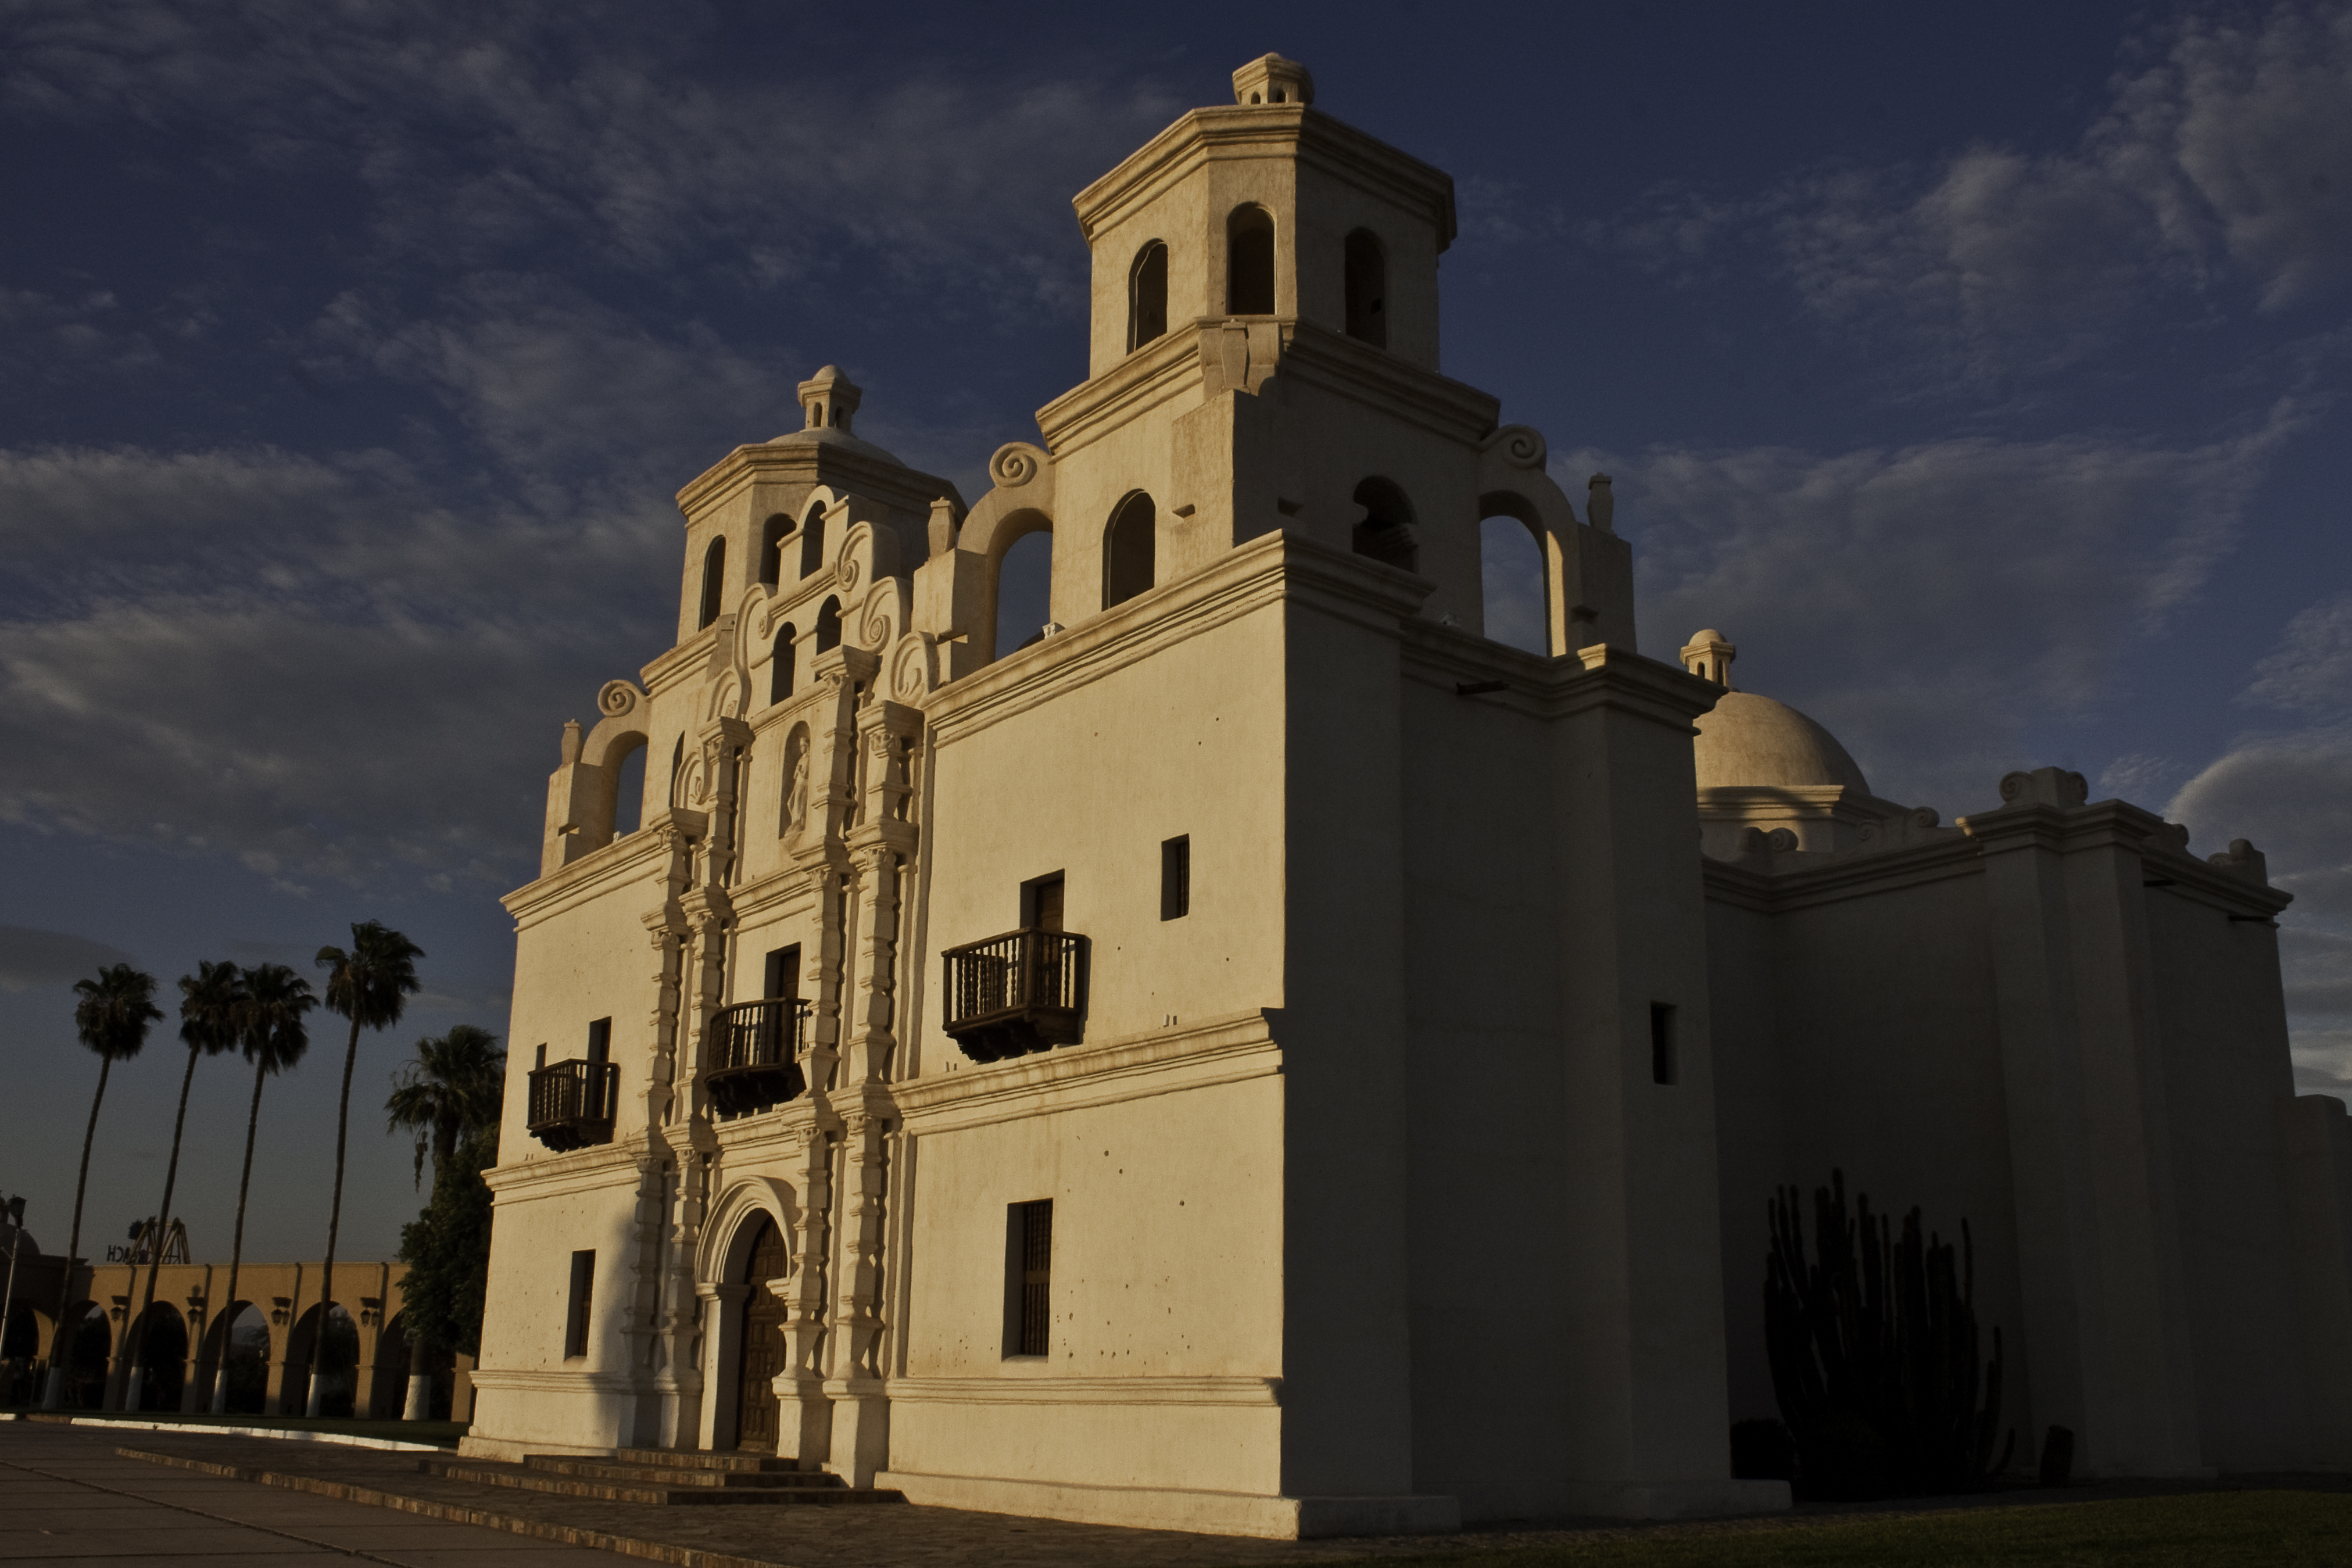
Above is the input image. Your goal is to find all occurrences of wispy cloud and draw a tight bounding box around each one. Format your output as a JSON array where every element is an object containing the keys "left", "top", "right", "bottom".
[
  {"left": 1598, "top": 402, "right": 2300, "bottom": 808},
  {"left": 0, "top": 923, "right": 134, "bottom": 991},
  {"left": 1590, "top": 2, "right": 2352, "bottom": 384}
]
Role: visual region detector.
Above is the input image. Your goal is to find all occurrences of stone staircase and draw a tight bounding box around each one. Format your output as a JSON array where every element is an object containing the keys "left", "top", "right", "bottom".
[{"left": 422, "top": 1447, "right": 905, "bottom": 1506}]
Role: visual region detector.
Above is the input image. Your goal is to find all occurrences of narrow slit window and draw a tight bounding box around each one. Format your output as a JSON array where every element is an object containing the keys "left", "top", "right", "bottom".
[
  {"left": 1344, "top": 230, "right": 1387, "bottom": 347},
  {"left": 534, "top": 1043, "right": 547, "bottom": 1069},
  {"left": 586, "top": 1018, "right": 611, "bottom": 1065},
  {"left": 564, "top": 1250, "right": 595, "bottom": 1359},
  {"left": 1650, "top": 1003, "right": 1677, "bottom": 1086},
  {"left": 1004, "top": 1200, "right": 1053, "bottom": 1357},
  {"left": 1161, "top": 836, "right": 1190, "bottom": 921}
]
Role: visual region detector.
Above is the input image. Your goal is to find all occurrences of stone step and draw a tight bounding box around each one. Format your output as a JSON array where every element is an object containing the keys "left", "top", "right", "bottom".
[
  {"left": 521, "top": 1455, "right": 842, "bottom": 1488},
  {"left": 422, "top": 1458, "right": 903, "bottom": 1507},
  {"left": 610, "top": 1446, "right": 789, "bottom": 1472}
]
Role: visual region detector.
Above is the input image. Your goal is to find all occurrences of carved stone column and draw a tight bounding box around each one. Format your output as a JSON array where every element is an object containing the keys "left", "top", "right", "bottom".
[{"left": 774, "top": 1132, "right": 836, "bottom": 1468}]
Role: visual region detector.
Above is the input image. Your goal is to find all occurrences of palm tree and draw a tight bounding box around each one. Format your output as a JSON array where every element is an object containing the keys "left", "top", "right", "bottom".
[
  {"left": 308, "top": 921, "right": 424, "bottom": 1416},
  {"left": 44, "top": 964, "right": 162, "bottom": 1409},
  {"left": 122, "top": 962, "right": 245, "bottom": 1411},
  {"left": 385, "top": 1023, "right": 503, "bottom": 1418},
  {"left": 385, "top": 1025, "right": 506, "bottom": 1191},
  {"left": 210, "top": 963, "right": 314, "bottom": 1413}
]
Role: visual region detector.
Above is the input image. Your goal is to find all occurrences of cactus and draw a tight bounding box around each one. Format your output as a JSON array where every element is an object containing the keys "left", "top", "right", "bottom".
[{"left": 1764, "top": 1170, "right": 2015, "bottom": 1497}]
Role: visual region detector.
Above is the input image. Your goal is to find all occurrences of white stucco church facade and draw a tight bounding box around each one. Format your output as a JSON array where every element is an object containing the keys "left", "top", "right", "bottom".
[{"left": 461, "top": 55, "right": 2352, "bottom": 1538}]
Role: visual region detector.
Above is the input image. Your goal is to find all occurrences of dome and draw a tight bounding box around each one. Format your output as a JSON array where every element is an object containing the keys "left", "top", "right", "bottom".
[{"left": 1694, "top": 690, "right": 1871, "bottom": 793}]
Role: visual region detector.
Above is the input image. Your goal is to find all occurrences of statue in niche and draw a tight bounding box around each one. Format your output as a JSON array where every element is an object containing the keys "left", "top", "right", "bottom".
[{"left": 783, "top": 736, "right": 809, "bottom": 833}]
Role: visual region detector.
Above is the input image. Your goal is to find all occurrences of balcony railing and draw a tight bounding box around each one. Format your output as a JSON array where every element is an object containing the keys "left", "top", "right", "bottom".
[
  {"left": 707, "top": 997, "right": 811, "bottom": 1117},
  {"left": 527, "top": 1058, "right": 620, "bottom": 1152},
  {"left": 941, "top": 928, "right": 1087, "bottom": 1063}
]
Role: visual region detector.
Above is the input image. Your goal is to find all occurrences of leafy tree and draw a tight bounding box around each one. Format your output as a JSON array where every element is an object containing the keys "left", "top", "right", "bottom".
[
  {"left": 45, "top": 964, "right": 161, "bottom": 1409},
  {"left": 385, "top": 1025, "right": 505, "bottom": 1190},
  {"left": 212, "top": 963, "right": 315, "bottom": 1412},
  {"left": 307, "top": 922, "right": 424, "bottom": 1415},
  {"left": 397, "top": 1129, "right": 497, "bottom": 1360},
  {"left": 124, "top": 961, "right": 244, "bottom": 1407},
  {"left": 388, "top": 1025, "right": 504, "bottom": 1395}
]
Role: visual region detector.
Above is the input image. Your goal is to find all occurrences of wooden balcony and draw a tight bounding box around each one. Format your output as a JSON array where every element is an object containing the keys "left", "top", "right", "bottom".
[
  {"left": 707, "top": 998, "right": 811, "bottom": 1117},
  {"left": 527, "top": 1058, "right": 620, "bottom": 1152},
  {"left": 941, "top": 928, "right": 1087, "bottom": 1064}
]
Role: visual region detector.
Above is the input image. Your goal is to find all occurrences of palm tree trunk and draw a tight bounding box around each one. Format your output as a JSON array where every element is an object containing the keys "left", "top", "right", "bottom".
[
  {"left": 307, "top": 1011, "right": 363, "bottom": 1417},
  {"left": 43, "top": 1055, "right": 111, "bottom": 1410},
  {"left": 213, "top": 1058, "right": 269, "bottom": 1413},
  {"left": 127, "top": 1041, "right": 201, "bottom": 1412}
]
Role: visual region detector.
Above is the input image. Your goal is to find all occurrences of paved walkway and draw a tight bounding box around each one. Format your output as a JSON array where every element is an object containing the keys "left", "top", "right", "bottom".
[
  {"left": 12, "top": 1420, "right": 2352, "bottom": 1568},
  {"left": 0, "top": 1425, "right": 614, "bottom": 1566}
]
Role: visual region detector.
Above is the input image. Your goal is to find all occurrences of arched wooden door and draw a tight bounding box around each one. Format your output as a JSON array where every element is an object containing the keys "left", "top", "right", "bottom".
[{"left": 732, "top": 1214, "right": 790, "bottom": 1451}]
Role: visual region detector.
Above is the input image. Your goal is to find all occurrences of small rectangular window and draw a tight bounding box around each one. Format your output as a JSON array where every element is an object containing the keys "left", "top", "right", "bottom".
[
  {"left": 1003, "top": 1200, "right": 1053, "bottom": 1358},
  {"left": 586, "top": 1018, "right": 611, "bottom": 1065},
  {"left": 534, "top": 1043, "right": 547, "bottom": 1069},
  {"left": 763, "top": 946, "right": 801, "bottom": 1001},
  {"left": 564, "top": 1250, "right": 596, "bottom": 1359},
  {"left": 1161, "top": 836, "right": 1190, "bottom": 921},
  {"left": 1650, "top": 1003, "right": 1677, "bottom": 1086}
]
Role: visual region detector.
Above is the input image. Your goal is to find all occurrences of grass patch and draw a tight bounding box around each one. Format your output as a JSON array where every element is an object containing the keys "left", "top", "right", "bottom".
[
  {"left": 1323, "top": 1492, "right": 2352, "bottom": 1567},
  {"left": 5, "top": 1408, "right": 467, "bottom": 1445}
]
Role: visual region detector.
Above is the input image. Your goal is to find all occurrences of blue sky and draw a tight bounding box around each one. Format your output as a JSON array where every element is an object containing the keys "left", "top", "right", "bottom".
[{"left": 2, "top": 0, "right": 2348, "bottom": 1263}]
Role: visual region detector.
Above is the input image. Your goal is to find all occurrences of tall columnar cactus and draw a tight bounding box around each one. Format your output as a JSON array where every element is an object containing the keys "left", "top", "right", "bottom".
[{"left": 1765, "top": 1170, "right": 2014, "bottom": 1497}]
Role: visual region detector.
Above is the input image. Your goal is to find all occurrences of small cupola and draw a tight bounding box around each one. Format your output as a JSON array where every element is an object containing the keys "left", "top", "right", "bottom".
[
  {"left": 1681, "top": 628, "right": 1737, "bottom": 688},
  {"left": 1232, "top": 54, "right": 1314, "bottom": 106},
  {"left": 799, "top": 365, "right": 862, "bottom": 434}
]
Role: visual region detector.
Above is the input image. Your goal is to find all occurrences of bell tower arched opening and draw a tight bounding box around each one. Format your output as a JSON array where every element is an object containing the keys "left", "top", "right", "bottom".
[
  {"left": 815, "top": 597, "right": 843, "bottom": 654},
  {"left": 769, "top": 625, "right": 796, "bottom": 705},
  {"left": 697, "top": 537, "right": 727, "bottom": 630},
  {"left": 758, "top": 514, "right": 789, "bottom": 586},
  {"left": 1227, "top": 205, "right": 1275, "bottom": 315},
  {"left": 1479, "top": 513, "right": 1548, "bottom": 654},
  {"left": 1129, "top": 241, "right": 1168, "bottom": 352},
  {"left": 799, "top": 503, "right": 828, "bottom": 580},
  {"left": 1351, "top": 477, "right": 1419, "bottom": 574},
  {"left": 1102, "top": 492, "right": 1155, "bottom": 610}
]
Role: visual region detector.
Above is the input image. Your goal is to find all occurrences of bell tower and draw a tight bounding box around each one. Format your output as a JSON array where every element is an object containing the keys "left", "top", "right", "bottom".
[{"left": 1073, "top": 53, "right": 1456, "bottom": 378}]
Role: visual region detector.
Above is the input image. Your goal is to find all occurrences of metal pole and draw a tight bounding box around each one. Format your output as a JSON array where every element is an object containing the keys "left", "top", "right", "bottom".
[{"left": 2, "top": 1195, "right": 24, "bottom": 1404}]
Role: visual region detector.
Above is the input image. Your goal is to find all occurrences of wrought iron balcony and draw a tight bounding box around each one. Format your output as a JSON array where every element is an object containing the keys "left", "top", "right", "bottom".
[
  {"left": 941, "top": 928, "right": 1087, "bottom": 1063},
  {"left": 527, "top": 1058, "right": 620, "bottom": 1152},
  {"left": 707, "top": 997, "right": 811, "bottom": 1117}
]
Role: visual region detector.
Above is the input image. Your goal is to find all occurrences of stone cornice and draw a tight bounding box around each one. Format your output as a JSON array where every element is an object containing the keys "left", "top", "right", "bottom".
[
  {"left": 1072, "top": 105, "right": 1455, "bottom": 249},
  {"left": 895, "top": 1008, "right": 1281, "bottom": 1134},
  {"left": 500, "top": 823, "right": 673, "bottom": 923},
  {"left": 673, "top": 438, "right": 964, "bottom": 524},
  {"left": 922, "top": 531, "right": 1424, "bottom": 746},
  {"left": 485, "top": 1136, "right": 657, "bottom": 1200},
  {"left": 1033, "top": 328, "right": 1201, "bottom": 454}
]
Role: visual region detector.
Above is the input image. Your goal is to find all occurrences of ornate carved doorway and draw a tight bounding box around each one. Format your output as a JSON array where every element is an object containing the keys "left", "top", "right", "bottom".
[{"left": 731, "top": 1213, "right": 789, "bottom": 1451}]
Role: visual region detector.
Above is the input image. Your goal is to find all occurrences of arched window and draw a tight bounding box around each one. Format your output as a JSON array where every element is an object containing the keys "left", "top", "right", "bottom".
[
  {"left": 815, "top": 596, "right": 843, "bottom": 653},
  {"left": 1344, "top": 230, "right": 1387, "bottom": 348},
  {"left": 612, "top": 736, "right": 648, "bottom": 837},
  {"left": 1479, "top": 514, "right": 1548, "bottom": 654},
  {"left": 799, "top": 503, "right": 828, "bottom": 580},
  {"left": 1351, "top": 478, "right": 1418, "bottom": 573},
  {"left": 994, "top": 528, "right": 1054, "bottom": 660},
  {"left": 1227, "top": 205, "right": 1275, "bottom": 315},
  {"left": 758, "top": 515, "right": 790, "bottom": 586},
  {"left": 698, "top": 536, "right": 728, "bottom": 629},
  {"left": 1128, "top": 241, "right": 1168, "bottom": 352},
  {"left": 769, "top": 625, "right": 796, "bottom": 706},
  {"left": 1102, "top": 492, "right": 1155, "bottom": 610}
]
